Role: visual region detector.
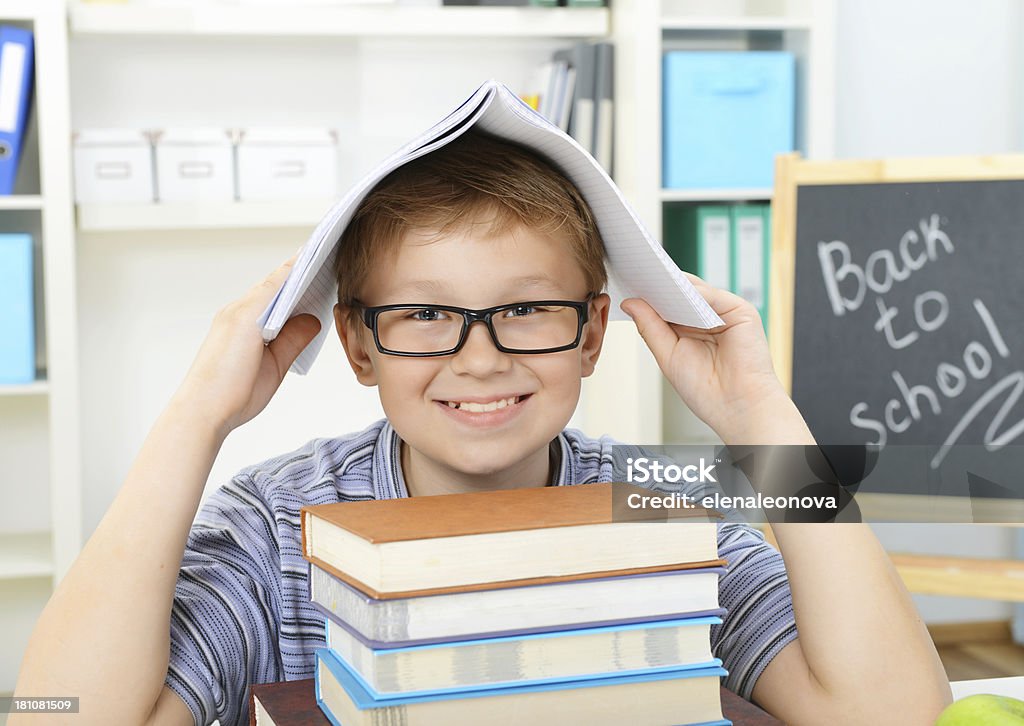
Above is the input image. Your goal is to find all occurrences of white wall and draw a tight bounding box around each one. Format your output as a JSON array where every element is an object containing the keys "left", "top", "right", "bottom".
[
  {"left": 835, "top": 0, "right": 1023, "bottom": 159},
  {"left": 834, "top": 0, "right": 1024, "bottom": 624}
]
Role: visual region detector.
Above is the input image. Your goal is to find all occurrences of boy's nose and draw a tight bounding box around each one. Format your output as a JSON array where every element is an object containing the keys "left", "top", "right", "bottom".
[{"left": 450, "top": 320, "right": 513, "bottom": 376}]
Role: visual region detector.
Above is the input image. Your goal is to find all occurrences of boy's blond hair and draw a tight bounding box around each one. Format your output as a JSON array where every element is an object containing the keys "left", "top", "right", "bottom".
[{"left": 334, "top": 129, "right": 607, "bottom": 319}]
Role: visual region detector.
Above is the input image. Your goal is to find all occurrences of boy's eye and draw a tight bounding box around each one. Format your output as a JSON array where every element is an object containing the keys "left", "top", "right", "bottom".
[
  {"left": 506, "top": 304, "right": 538, "bottom": 318},
  {"left": 408, "top": 308, "right": 448, "bottom": 322}
]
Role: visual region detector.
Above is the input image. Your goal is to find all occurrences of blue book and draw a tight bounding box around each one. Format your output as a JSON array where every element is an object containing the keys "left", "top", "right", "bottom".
[
  {"left": 0, "top": 26, "right": 34, "bottom": 195},
  {"left": 315, "top": 647, "right": 731, "bottom": 725},
  {"left": 0, "top": 233, "right": 34, "bottom": 383}
]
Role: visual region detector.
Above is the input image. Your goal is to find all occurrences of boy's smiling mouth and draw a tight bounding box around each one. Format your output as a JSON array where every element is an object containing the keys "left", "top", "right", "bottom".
[{"left": 435, "top": 394, "right": 532, "bottom": 414}]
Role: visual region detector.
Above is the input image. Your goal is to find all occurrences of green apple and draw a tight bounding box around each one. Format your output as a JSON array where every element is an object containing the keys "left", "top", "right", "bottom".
[{"left": 936, "top": 694, "right": 1024, "bottom": 725}]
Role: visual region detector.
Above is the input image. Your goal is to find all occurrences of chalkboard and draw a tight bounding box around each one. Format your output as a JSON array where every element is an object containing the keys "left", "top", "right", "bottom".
[{"left": 769, "top": 155, "right": 1024, "bottom": 512}]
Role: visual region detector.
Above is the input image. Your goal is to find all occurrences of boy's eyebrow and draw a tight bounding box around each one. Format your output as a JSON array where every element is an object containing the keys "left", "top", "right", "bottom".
[{"left": 391, "top": 276, "right": 569, "bottom": 298}]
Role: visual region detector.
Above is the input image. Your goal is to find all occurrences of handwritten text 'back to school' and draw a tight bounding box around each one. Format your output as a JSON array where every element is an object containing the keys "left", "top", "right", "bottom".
[{"left": 817, "top": 215, "right": 1019, "bottom": 469}]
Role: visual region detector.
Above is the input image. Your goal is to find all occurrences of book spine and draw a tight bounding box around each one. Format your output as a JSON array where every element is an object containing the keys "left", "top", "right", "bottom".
[
  {"left": 593, "top": 42, "right": 614, "bottom": 172},
  {"left": 569, "top": 42, "right": 597, "bottom": 153}
]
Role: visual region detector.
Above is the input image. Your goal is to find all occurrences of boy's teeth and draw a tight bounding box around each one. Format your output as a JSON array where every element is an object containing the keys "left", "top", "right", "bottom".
[{"left": 446, "top": 396, "right": 519, "bottom": 412}]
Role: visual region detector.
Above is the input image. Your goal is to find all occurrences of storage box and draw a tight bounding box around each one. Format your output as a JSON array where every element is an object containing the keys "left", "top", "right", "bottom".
[
  {"left": 235, "top": 128, "right": 338, "bottom": 201},
  {"left": 663, "top": 51, "right": 795, "bottom": 189},
  {"left": 0, "top": 233, "right": 35, "bottom": 384},
  {"left": 73, "top": 129, "right": 155, "bottom": 203},
  {"left": 154, "top": 128, "right": 235, "bottom": 203}
]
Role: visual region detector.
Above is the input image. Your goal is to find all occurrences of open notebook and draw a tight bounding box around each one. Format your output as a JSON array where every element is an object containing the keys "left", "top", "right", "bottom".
[{"left": 259, "top": 79, "right": 723, "bottom": 374}]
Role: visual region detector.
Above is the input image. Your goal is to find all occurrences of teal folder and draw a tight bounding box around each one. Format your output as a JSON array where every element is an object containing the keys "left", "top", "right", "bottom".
[
  {"left": 663, "top": 205, "right": 732, "bottom": 291},
  {"left": 730, "top": 204, "right": 770, "bottom": 327},
  {"left": 0, "top": 233, "right": 35, "bottom": 383}
]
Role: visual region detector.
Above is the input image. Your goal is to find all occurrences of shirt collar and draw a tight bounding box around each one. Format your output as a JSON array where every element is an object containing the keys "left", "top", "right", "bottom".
[{"left": 373, "top": 419, "right": 576, "bottom": 498}]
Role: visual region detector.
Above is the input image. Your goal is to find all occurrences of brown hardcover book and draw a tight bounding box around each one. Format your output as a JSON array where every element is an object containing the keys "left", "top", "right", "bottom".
[
  {"left": 249, "top": 679, "right": 329, "bottom": 726},
  {"left": 248, "top": 679, "right": 782, "bottom": 726},
  {"left": 301, "top": 482, "right": 724, "bottom": 599},
  {"left": 309, "top": 551, "right": 728, "bottom": 600}
]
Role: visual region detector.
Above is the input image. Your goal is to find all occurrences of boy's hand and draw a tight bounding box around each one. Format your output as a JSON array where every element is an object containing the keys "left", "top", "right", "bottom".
[
  {"left": 621, "top": 275, "right": 797, "bottom": 444},
  {"left": 175, "top": 255, "right": 321, "bottom": 439}
]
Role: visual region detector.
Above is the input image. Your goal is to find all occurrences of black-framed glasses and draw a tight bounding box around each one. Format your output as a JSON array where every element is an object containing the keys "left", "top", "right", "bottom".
[{"left": 358, "top": 294, "right": 595, "bottom": 357}]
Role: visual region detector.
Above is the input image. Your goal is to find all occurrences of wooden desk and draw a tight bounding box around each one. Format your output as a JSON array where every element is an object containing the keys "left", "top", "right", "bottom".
[
  {"left": 249, "top": 679, "right": 783, "bottom": 725},
  {"left": 721, "top": 687, "right": 783, "bottom": 724}
]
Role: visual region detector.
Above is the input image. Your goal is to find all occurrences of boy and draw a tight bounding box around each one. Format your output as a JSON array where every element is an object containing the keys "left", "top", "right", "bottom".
[{"left": 14, "top": 130, "right": 950, "bottom": 725}]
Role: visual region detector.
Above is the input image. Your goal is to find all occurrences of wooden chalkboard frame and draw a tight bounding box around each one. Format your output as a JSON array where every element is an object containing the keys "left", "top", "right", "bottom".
[
  {"left": 769, "top": 151, "right": 1024, "bottom": 393},
  {"left": 768, "top": 152, "right": 1024, "bottom": 600}
]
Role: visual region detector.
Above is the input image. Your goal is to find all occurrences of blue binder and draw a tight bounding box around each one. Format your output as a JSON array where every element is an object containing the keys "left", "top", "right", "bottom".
[
  {"left": 0, "top": 233, "right": 35, "bottom": 383},
  {"left": 0, "top": 26, "right": 33, "bottom": 195}
]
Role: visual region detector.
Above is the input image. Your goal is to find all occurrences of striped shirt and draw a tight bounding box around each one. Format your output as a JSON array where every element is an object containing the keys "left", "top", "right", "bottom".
[{"left": 165, "top": 419, "right": 798, "bottom": 726}]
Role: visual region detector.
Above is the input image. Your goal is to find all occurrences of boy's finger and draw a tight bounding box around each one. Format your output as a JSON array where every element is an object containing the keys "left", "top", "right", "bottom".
[
  {"left": 682, "top": 271, "right": 709, "bottom": 288},
  {"left": 244, "top": 254, "right": 299, "bottom": 307},
  {"left": 685, "top": 279, "right": 747, "bottom": 317},
  {"left": 260, "top": 253, "right": 298, "bottom": 289},
  {"left": 620, "top": 298, "right": 681, "bottom": 363},
  {"left": 267, "top": 314, "right": 321, "bottom": 375}
]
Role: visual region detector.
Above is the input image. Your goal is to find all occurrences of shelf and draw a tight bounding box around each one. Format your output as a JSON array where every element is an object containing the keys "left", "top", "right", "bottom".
[
  {"left": 0, "top": 195, "right": 44, "bottom": 210},
  {"left": 76, "top": 199, "right": 335, "bottom": 232},
  {"left": 660, "top": 16, "right": 813, "bottom": 31},
  {"left": 660, "top": 188, "right": 773, "bottom": 202},
  {"left": 0, "top": 532, "right": 53, "bottom": 580},
  {"left": 68, "top": 3, "right": 609, "bottom": 38},
  {"left": 0, "top": 2, "right": 49, "bottom": 21},
  {"left": 0, "top": 381, "right": 48, "bottom": 397}
]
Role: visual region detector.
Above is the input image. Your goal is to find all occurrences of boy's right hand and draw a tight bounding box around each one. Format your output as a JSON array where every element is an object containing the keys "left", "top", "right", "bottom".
[{"left": 174, "top": 255, "right": 321, "bottom": 439}]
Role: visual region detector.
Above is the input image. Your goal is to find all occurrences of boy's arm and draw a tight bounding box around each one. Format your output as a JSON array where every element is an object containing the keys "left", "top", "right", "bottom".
[
  {"left": 11, "top": 257, "right": 320, "bottom": 726},
  {"left": 621, "top": 280, "right": 952, "bottom": 726}
]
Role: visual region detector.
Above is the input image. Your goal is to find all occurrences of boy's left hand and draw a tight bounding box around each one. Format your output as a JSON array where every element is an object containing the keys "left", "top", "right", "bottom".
[{"left": 621, "top": 275, "right": 795, "bottom": 443}]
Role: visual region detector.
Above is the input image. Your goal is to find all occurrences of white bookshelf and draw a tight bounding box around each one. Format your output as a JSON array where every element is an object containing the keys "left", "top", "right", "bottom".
[
  {"left": 660, "top": 188, "right": 773, "bottom": 202},
  {"left": 0, "top": 381, "right": 50, "bottom": 397},
  {"left": 0, "top": 194, "right": 43, "bottom": 210},
  {"left": 1, "top": 0, "right": 82, "bottom": 693},
  {"left": 659, "top": 16, "right": 814, "bottom": 31},
  {"left": 68, "top": 3, "right": 609, "bottom": 38},
  {"left": 77, "top": 199, "right": 333, "bottom": 232},
  {"left": 599, "top": 0, "right": 836, "bottom": 445},
  {"left": 0, "top": 533, "right": 54, "bottom": 580},
  {"left": 0, "top": 4, "right": 81, "bottom": 574}
]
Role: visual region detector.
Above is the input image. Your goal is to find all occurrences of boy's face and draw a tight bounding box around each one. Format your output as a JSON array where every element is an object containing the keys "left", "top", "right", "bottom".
[{"left": 334, "top": 220, "right": 610, "bottom": 489}]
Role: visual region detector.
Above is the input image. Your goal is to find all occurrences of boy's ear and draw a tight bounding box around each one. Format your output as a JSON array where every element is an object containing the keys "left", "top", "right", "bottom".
[
  {"left": 580, "top": 293, "right": 611, "bottom": 378},
  {"left": 334, "top": 303, "right": 378, "bottom": 386}
]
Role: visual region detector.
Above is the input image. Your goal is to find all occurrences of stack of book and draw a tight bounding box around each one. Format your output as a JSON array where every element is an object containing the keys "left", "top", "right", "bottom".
[
  {"left": 294, "top": 483, "right": 734, "bottom": 725},
  {"left": 521, "top": 40, "right": 614, "bottom": 172}
]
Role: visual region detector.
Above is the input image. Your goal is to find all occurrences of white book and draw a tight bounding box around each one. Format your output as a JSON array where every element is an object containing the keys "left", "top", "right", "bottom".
[
  {"left": 309, "top": 562, "right": 724, "bottom": 646},
  {"left": 258, "top": 79, "right": 722, "bottom": 374}
]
